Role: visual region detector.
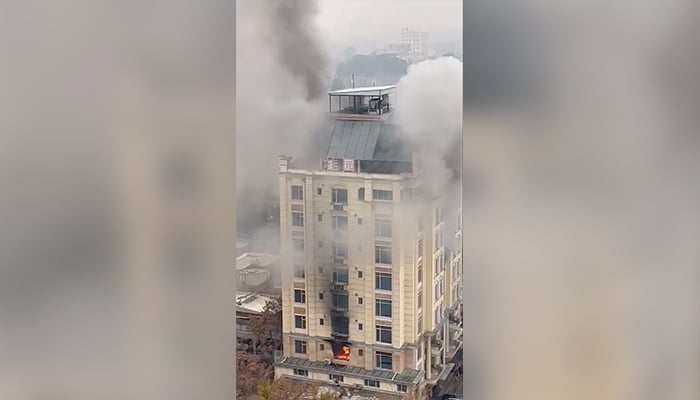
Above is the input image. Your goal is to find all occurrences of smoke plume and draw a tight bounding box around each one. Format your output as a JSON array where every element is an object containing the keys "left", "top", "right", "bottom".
[
  {"left": 394, "top": 57, "right": 463, "bottom": 245},
  {"left": 236, "top": 0, "right": 329, "bottom": 237}
]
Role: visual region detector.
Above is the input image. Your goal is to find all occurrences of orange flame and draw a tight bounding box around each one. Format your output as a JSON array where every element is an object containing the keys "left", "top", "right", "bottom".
[{"left": 334, "top": 345, "right": 350, "bottom": 361}]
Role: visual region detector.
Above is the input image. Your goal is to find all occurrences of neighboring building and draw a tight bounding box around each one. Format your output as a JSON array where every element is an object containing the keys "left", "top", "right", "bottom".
[
  {"left": 236, "top": 291, "right": 281, "bottom": 356},
  {"left": 236, "top": 252, "right": 282, "bottom": 294},
  {"left": 274, "top": 85, "right": 463, "bottom": 396},
  {"left": 401, "top": 28, "right": 430, "bottom": 62}
]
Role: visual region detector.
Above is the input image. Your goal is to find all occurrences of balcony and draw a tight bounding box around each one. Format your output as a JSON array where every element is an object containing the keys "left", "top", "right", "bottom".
[
  {"left": 331, "top": 316, "right": 350, "bottom": 340},
  {"left": 329, "top": 202, "right": 346, "bottom": 212},
  {"left": 331, "top": 268, "right": 349, "bottom": 288}
]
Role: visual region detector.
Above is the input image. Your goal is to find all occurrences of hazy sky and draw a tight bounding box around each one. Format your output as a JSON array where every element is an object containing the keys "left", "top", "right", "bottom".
[{"left": 315, "top": 0, "right": 462, "bottom": 51}]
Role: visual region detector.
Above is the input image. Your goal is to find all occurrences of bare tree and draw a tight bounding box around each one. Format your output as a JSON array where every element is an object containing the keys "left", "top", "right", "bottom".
[{"left": 247, "top": 299, "right": 282, "bottom": 356}]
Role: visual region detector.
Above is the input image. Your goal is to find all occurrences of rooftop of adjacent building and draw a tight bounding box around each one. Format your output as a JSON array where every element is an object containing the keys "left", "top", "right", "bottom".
[
  {"left": 235, "top": 291, "right": 278, "bottom": 315},
  {"left": 327, "top": 85, "right": 396, "bottom": 97},
  {"left": 236, "top": 252, "right": 279, "bottom": 271}
]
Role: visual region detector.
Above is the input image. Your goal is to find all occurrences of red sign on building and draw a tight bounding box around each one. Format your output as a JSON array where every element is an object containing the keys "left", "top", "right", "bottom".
[{"left": 343, "top": 159, "right": 355, "bottom": 172}]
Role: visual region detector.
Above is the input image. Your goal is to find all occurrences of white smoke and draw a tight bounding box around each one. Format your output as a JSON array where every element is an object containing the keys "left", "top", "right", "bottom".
[{"left": 394, "top": 57, "right": 463, "bottom": 239}]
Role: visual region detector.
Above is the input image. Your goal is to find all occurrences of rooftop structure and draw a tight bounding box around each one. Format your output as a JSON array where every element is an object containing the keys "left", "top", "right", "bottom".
[{"left": 328, "top": 85, "right": 396, "bottom": 122}]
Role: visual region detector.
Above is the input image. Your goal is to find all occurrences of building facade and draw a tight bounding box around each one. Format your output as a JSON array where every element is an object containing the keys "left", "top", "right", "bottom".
[
  {"left": 274, "top": 86, "right": 462, "bottom": 397},
  {"left": 401, "top": 28, "right": 430, "bottom": 62}
]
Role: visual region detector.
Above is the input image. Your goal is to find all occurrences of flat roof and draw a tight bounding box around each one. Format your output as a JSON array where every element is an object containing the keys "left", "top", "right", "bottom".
[
  {"left": 235, "top": 292, "right": 276, "bottom": 314},
  {"left": 236, "top": 252, "right": 279, "bottom": 271},
  {"left": 328, "top": 85, "right": 396, "bottom": 97}
]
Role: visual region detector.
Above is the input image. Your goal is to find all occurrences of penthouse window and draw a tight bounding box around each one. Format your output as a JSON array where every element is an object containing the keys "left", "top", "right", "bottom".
[
  {"left": 375, "top": 243, "right": 392, "bottom": 265},
  {"left": 375, "top": 351, "right": 393, "bottom": 370},
  {"left": 293, "top": 369, "right": 309, "bottom": 377},
  {"left": 332, "top": 188, "right": 348, "bottom": 204},
  {"left": 291, "top": 185, "right": 303, "bottom": 201},
  {"left": 292, "top": 212, "right": 304, "bottom": 227},
  {"left": 372, "top": 189, "right": 393, "bottom": 201},
  {"left": 375, "top": 299, "right": 392, "bottom": 318},
  {"left": 294, "top": 289, "right": 306, "bottom": 304},
  {"left": 376, "top": 325, "right": 392, "bottom": 344}
]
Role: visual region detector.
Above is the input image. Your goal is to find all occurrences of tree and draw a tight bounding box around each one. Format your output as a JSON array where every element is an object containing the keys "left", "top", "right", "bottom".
[
  {"left": 248, "top": 299, "right": 282, "bottom": 355},
  {"left": 255, "top": 379, "right": 340, "bottom": 400},
  {"left": 237, "top": 351, "right": 273, "bottom": 399}
]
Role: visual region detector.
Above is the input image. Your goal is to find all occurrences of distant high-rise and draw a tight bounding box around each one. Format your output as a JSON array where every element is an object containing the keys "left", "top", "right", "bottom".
[
  {"left": 401, "top": 28, "right": 430, "bottom": 62},
  {"left": 273, "top": 85, "right": 463, "bottom": 397}
]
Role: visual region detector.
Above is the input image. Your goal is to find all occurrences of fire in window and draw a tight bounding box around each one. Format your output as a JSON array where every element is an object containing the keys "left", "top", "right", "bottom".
[{"left": 332, "top": 343, "right": 351, "bottom": 361}]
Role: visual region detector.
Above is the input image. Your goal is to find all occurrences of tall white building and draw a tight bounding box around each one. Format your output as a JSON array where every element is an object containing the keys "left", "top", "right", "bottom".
[
  {"left": 273, "top": 85, "right": 462, "bottom": 397},
  {"left": 401, "top": 28, "right": 430, "bottom": 62}
]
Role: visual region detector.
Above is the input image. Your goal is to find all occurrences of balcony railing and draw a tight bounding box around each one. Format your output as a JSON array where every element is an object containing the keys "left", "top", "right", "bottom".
[{"left": 330, "top": 202, "right": 346, "bottom": 212}]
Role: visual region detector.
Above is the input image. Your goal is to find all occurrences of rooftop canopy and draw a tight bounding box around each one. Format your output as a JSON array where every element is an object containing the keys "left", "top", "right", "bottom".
[{"left": 327, "top": 85, "right": 396, "bottom": 97}]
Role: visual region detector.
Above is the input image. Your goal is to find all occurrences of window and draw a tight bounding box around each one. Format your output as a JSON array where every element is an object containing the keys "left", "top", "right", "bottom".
[
  {"left": 358, "top": 187, "right": 365, "bottom": 200},
  {"left": 292, "top": 238, "right": 304, "bottom": 252},
  {"left": 333, "top": 242, "right": 348, "bottom": 258},
  {"left": 417, "top": 316, "right": 423, "bottom": 334},
  {"left": 376, "top": 299, "right": 392, "bottom": 318},
  {"left": 332, "top": 268, "right": 348, "bottom": 284},
  {"left": 292, "top": 212, "right": 304, "bottom": 227},
  {"left": 372, "top": 189, "right": 393, "bottom": 201},
  {"left": 329, "top": 374, "right": 344, "bottom": 382},
  {"left": 358, "top": 323, "right": 363, "bottom": 331},
  {"left": 293, "top": 264, "right": 305, "bottom": 279},
  {"left": 364, "top": 379, "right": 380, "bottom": 388},
  {"left": 376, "top": 351, "right": 393, "bottom": 369},
  {"left": 291, "top": 185, "right": 303, "bottom": 200},
  {"left": 317, "top": 187, "right": 322, "bottom": 195},
  {"left": 332, "top": 293, "right": 349, "bottom": 309},
  {"left": 374, "top": 219, "right": 392, "bottom": 237},
  {"left": 294, "top": 315, "right": 306, "bottom": 329},
  {"left": 320, "top": 343, "right": 325, "bottom": 350},
  {"left": 417, "top": 264, "right": 423, "bottom": 284},
  {"left": 358, "top": 297, "right": 363, "bottom": 305},
  {"left": 332, "top": 215, "right": 348, "bottom": 231},
  {"left": 293, "top": 369, "right": 309, "bottom": 377},
  {"left": 375, "top": 243, "right": 392, "bottom": 264},
  {"left": 318, "top": 266, "right": 324, "bottom": 274},
  {"left": 417, "top": 292, "right": 422, "bottom": 310},
  {"left": 376, "top": 325, "right": 392, "bottom": 344},
  {"left": 357, "top": 217, "right": 363, "bottom": 225},
  {"left": 398, "top": 384, "right": 408, "bottom": 392},
  {"left": 375, "top": 272, "right": 392, "bottom": 291},
  {"left": 294, "top": 340, "right": 307, "bottom": 354},
  {"left": 435, "top": 281, "right": 440, "bottom": 301},
  {"left": 317, "top": 214, "right": 323, "bottom": 222},
  {"left": 358, "top": 349, "right": 364, "bottom": 356},
  {"left": 357, "top": 270, "right": 363, "bottom": 279},
  {"left": 294, "top": 289, "right": 306, "bottom": 304},
  {"left": 332, "top": 188, "right": 348, "bottom": 204},
  {"left": 319, "top": 318, "right": 325, "bottom": 326},
  {"left": 417, "top": 238, "right": 423, "bottom": 259},
  {"left": 319, "top": 292, "right": 324, "bottom": 300}
]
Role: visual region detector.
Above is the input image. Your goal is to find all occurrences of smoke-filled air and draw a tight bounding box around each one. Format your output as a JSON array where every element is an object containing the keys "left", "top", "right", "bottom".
[{"left": 236, "top": 0, "right": 329, "bottom": 242}]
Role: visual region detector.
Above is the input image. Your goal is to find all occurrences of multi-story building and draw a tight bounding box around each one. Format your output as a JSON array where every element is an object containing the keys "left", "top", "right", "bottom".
[
  {"left": 274, "top": 85, "right": 462, "bottom": 397},
  {"left": 401, "top": 28, "right": 430, "bottom": 62}
]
